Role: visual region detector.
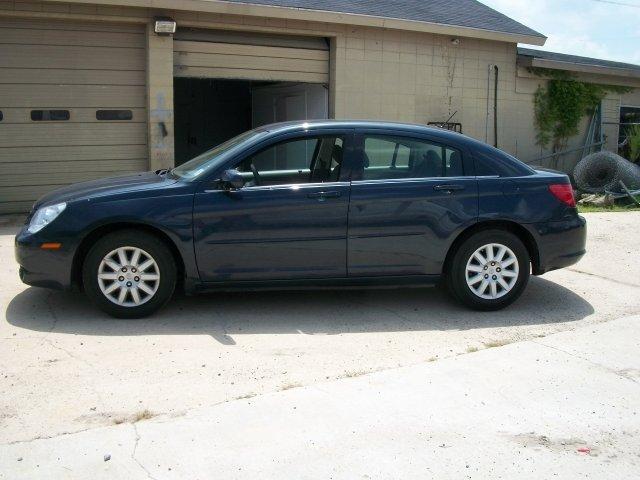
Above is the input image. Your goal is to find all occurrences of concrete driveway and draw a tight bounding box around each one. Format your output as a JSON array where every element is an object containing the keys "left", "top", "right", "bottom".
[{"left": 1, "top": 212, "right": 639, "bottom": 478}]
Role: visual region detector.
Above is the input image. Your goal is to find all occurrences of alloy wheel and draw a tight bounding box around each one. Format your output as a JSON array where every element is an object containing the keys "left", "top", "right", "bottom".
[
  {"left": 465, "top": 243, "right": 519, "bottom": 300},
  {"left": 97, "top": 246, "right": 160, "bottom": 307}
]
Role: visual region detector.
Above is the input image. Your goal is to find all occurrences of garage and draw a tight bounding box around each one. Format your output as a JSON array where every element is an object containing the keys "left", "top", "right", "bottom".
[
  {"left": 173, "top": 28, "right": 329, "bottom": 164},
  {"left": 0, "top": 18, "right": 148, "bottom": 214}
]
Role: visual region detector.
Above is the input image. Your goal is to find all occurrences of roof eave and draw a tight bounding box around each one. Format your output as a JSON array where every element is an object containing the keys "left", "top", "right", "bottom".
[
  {"left": 36, "top": 0, "right": 547, "bottom": 45},
  {"left": 518, "top": 54, "right": 640, "bottom": 80}
]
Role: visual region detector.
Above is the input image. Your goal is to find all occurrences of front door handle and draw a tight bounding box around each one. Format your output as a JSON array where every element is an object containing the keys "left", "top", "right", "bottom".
[
  {"left": 307, "top": 191, "right": 342, "bottom": 200},
  {"left": 433, "top": 184, "right": 465, "bottom": 193}
]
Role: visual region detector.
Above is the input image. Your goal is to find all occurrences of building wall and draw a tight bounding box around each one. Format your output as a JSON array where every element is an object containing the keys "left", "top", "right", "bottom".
[
  {"left": 516, "top": 67, "right": 640, "bottom": 168},
  {"left": 331, "top": 29, "right": 518, "bottom": 152},
  {"left": 1, "top": 0, "right": 638, "bottom": 174}
]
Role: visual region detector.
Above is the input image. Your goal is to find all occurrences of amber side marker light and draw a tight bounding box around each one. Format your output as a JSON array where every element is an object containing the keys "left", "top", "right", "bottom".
[{"left": 40, "top": 242, "right": 62, "bottom": 250}]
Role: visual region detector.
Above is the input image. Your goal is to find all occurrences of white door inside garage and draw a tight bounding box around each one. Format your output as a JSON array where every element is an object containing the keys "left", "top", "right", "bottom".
[{"left": 0, "top": 18, "right": 148, "bottom": 214}]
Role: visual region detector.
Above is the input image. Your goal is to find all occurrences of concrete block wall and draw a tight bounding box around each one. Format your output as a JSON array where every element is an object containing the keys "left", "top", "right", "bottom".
[{"left": 332, "top": 28, "right": 519, "bottom": 152}]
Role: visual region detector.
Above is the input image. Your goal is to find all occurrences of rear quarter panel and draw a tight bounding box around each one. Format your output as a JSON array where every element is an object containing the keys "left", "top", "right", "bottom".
[
  {"left": 477, "top": 171, "right": 586, "bottom": 274},
  {"left": 478, "top": 172, "right": 572, "bottom": 224}
]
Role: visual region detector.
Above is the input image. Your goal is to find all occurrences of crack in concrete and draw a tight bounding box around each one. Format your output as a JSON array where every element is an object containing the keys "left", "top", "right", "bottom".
[
  {"left": 44, "top": 291, "right": 59, "bottom": 334},
  {"left": 531, "top": 339, "right": 640, "bottom": 386},
  {"left": 40, "top": 337, "right": 95, "bottom": 370},
  {"left": 3, "top": 426, "right": 98, "bottom": 446},
  {"left": 567, "top": 268, "right": 640, "bottom": 288},
  {"left": 38, "top": 292, "right": 109, "bottom": 411},
  {"left": 132, "top": 423, "right": 157, "bottom": 480}
]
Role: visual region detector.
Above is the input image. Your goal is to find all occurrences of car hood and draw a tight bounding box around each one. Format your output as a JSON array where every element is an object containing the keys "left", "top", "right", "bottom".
[{"left": 33, "top": 171, "right": 178, "bottom": 209}]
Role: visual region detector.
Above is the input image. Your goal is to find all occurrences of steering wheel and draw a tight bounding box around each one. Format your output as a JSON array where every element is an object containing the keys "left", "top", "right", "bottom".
[{"left": 250, "top": 164, "right": 262, "bottom": 186}]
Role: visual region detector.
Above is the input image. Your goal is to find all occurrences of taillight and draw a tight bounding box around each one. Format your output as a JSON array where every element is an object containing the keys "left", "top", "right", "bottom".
[{"left": 548, "top": 184, "right": 576, "bottom": 207}]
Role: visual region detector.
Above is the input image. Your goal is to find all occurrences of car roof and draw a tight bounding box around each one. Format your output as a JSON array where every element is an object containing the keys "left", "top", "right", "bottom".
[{"left": 255, "top": 119, "right": 488, "bottom": 150}]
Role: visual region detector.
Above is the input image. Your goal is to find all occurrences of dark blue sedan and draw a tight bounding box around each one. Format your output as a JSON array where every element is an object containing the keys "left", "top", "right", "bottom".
[{"left": 15, "top": 121, "right": 586, "bottom": 318}]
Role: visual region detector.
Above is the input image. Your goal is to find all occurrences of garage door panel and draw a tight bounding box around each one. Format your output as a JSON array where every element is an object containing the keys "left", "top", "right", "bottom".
[
  {"left": 174, "top": 40, "right": 329, "bottom": 61},
  {"left": 0, "top": 108, "right": 147, "bottom": 123},
  {"left": 1, "top": 201, "right": 34, "bottom": 214},
  {"left": 0, "top": 164, "right": 147, "bottom": 186},
  {"left": 0, "top": 27, "right": 145, "bottom": 48},
  {"left": 0, "top": 85, "right": 147, "bottom": 108},
  {"left": 175, "top": 66, "right": 328, "bottom": 83},
  {"left": 0, "top": 44, "right": 145, "bottom": 70},
  {"left": 0, "top": 18, "right": 148, "bottom": 213},
  {"left": 0, "top": 68, "right": 146, "bottom": 85},
  {"left": 0, "top": 123, "right": 148, "bottom": 147},
  {"left": 174, "top": 52, "right": 328, "bottom": 74},
  {"left": 0, "top": 17, "right": 145, "bottom": 33},
  {"left": 1, "top": 159, "right": 147, "bottom": 177},
  {"left": 173, "top": 29, "right": 330, "bottom": 84},
  {"left": 3, "top": 173, "right": 143, "bottom": 202},
  {"left": 0, "top": 145, "right": 148, "bottom": 163}
]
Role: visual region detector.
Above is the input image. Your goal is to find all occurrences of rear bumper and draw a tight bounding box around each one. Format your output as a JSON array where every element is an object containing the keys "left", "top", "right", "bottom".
[
  {"left": 529, "top": 214, "right": 587, "bottom": 275},
  {"left": 15, "top": 229, "right": 74, "bottom": 290}
]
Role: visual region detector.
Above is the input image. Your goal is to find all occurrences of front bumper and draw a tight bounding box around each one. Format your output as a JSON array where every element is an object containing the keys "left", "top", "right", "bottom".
[
  {"left": 15, "top": 228, "right": 75, "bottom": 290},
  {"left": 530, "top": 214, "right": 587, "bottom": 275}
]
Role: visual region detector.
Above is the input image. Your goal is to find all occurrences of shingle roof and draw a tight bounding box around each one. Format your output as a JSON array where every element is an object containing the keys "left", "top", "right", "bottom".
[
  {"left": 518, "top": 48, "right": 640, "bottom": 74},
  {"left": 216, "top": 0, "right": 545, "bottom": 39}
]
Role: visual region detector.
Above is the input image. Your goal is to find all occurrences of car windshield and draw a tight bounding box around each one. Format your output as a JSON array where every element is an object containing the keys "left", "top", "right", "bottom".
[{"left": 171, "top": 129, "right": 267, "bottom": 180}]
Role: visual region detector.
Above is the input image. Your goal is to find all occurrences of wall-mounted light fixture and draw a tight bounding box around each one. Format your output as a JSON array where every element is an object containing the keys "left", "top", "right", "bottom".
[
  {"left": 154, "top": 17, "right": 176, "bottom": 35},
  {"left": 450, "top": 38, "right": 460, "bottom": 46}
]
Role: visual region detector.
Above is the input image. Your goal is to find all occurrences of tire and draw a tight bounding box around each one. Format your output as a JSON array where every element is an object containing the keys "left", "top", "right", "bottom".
[
  {"left": 82, "top": 230, "right": 177, "bottom": 318},
  {"left": 446, "top": 229, "right": 530, "bottom": 311}
]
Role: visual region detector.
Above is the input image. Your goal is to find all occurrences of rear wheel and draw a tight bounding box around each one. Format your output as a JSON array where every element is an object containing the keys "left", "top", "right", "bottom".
[
  {"left": 82, "top": 230, "right": 176, "bottom": 318},
  {"left": 447, "top": 229, "right": 530, "bottom": 310}
]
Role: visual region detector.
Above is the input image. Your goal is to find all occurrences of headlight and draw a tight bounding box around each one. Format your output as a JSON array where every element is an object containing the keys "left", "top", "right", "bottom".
[{"left": 28, "top": 202, "right": 67, "bottom": 234}]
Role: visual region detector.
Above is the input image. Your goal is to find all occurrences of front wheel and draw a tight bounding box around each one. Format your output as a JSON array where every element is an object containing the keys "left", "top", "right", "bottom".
[
  {"left": 82, "top": 230, "right": 176, "bottom": 318},
  {"left": 447, "top": 229, "right": 530, "bottom": 310}
]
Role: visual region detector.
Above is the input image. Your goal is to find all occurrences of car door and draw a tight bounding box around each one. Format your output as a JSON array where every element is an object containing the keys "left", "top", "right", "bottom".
[
  {"left": 347, "top": 130, "right": 478, "bottom": 276},
  {"left": 193, "top": 131, "right": 351, "bottom": 282}
]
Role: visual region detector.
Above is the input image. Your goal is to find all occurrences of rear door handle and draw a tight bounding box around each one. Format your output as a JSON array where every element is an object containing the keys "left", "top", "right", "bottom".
[
  {"left": 307, "top": 191, "right": 342, "bottom": 199},
  {"left": 433, "top": 184, "right": 465, "bottom": 192}
]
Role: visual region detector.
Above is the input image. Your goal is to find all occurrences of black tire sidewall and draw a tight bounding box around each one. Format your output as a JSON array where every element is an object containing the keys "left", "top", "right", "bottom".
[
  {"left": 448, "top": 229, "right": 530, "bottom": 311},
  {"left": 82, "top": 230, "right": 176, "bottom": 319}
]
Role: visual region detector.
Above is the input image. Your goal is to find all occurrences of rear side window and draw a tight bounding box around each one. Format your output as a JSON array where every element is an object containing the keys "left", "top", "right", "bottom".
[
  {"left": 358, "top": 134, "right": 465, "bottom": 180},
  {"left": 365, "top": 138, "right": 411, "bottom": 168},
  {"left": 474, "top": 145, "right": 535, "bottom": 177}
]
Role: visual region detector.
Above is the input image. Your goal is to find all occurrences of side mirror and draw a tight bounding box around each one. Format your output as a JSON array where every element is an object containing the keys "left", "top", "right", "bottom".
[{"left": 220, "top": 169, "right": 244, "bottom": 190}]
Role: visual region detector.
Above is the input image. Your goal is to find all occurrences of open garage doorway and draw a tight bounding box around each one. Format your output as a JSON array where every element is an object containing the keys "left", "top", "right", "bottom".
[{"left": 173, "top": 79, "right": 329, "bottom": 166}]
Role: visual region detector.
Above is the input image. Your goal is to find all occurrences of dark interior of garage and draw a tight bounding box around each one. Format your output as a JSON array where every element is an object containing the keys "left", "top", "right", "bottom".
[
  {"left": 174, "top": 78, "right": 253, "bottom": 166},
  {"left": 173, "top": 78, "right": 329, "bottom": 166}
]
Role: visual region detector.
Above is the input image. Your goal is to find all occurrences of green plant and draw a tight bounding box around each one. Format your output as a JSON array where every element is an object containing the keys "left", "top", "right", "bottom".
[
  {"left": 530, "top": 68, "right": 631, "bottom": 152},
  {"left": 626, "top": 124, "right": 640, "bottom": 162}
]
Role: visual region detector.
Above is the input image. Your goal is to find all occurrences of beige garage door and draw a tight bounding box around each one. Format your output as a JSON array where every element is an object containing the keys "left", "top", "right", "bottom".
[
  {"left": 174, "top": 28, "right": 329, "bottom": 83},
  {"left": 0, "top": 18, "right": 148, "bottom": 214}
]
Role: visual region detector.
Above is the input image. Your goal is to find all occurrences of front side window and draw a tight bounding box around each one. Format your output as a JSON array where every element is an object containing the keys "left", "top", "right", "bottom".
[
  {"left": 358, "top": 134, "right": 464, "bottom": 180},
  {"left": 171, "top": 129, "right": 267, "bottom": 179},
  {"left": 235, "top": 135, "right": 344, "bottom": 187}
]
